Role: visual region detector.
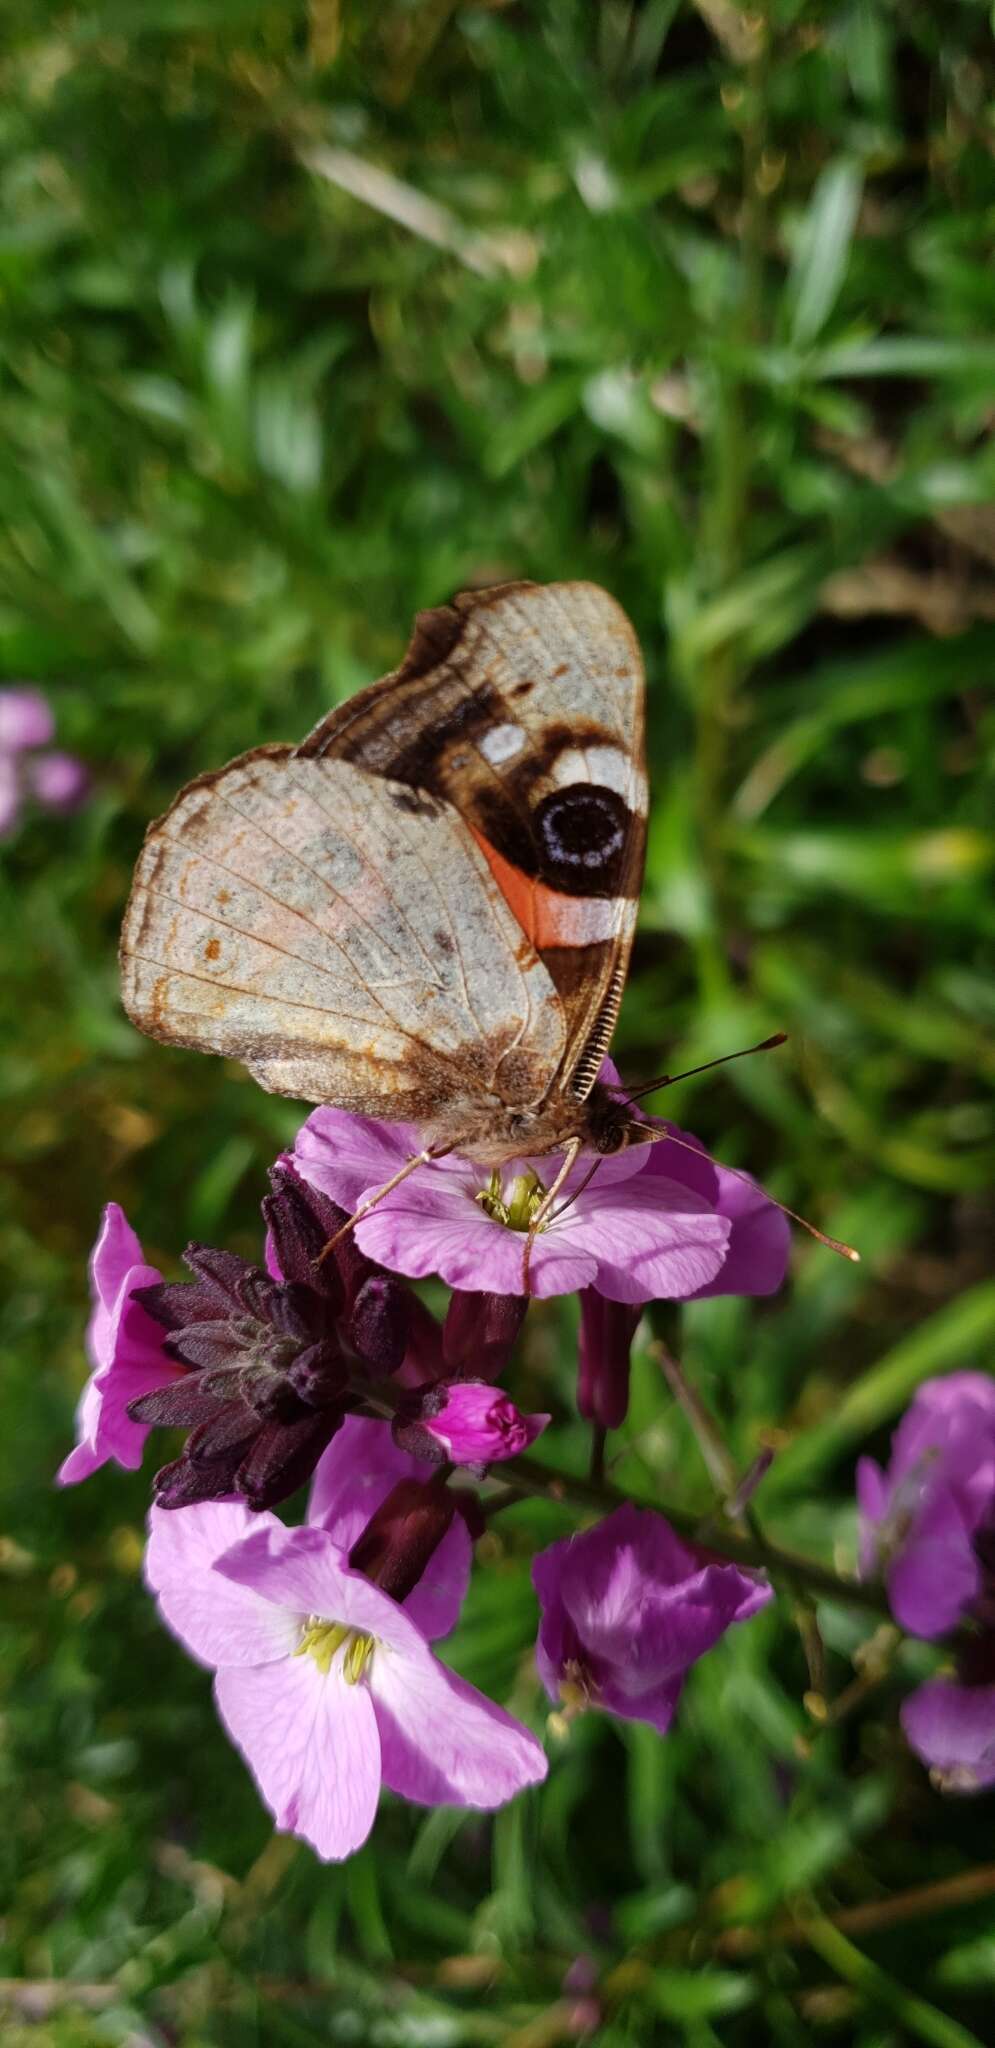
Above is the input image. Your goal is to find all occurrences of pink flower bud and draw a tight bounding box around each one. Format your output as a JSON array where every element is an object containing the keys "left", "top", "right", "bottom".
[
  {"left": 0, "top": 686, "right": 54, "bottom": 752},
  {"left": 404, "top": 1382, "right": 549, "bottom": 1466}
]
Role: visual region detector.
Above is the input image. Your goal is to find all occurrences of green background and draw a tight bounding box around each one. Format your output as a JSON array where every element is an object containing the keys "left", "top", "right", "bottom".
[{"left": 2, "top": 3, "right": 994, "bottom": 2041}]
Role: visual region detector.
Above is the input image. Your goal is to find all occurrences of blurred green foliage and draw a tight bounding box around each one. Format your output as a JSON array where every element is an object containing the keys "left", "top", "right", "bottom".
[{"left": 2, "top": 1, "right": 995, "bottom": 2041}]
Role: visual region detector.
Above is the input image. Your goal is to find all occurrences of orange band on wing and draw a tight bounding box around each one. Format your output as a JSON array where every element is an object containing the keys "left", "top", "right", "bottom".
[{"left": 469, "top": 826, "right": 617, "bottom": 949}]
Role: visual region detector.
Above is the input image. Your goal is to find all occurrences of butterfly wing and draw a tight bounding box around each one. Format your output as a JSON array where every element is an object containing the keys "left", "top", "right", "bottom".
[
  {"left": 299, "top": 581, "right": 646, "bottom": 1103},
  {"left": 120, "top": 746, "right": 565, "bottom": 1126}
]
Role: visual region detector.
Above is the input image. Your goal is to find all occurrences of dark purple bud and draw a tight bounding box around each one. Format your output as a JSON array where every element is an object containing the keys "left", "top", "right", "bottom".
[
  {"left": 236, "top": 1410, "right": 340, "bottom": 1510},
  {"left": 285, "top": 1340, "right": 348, "bottom": 1409},
  {"left": 348, "top": 1473, "right": 456, "bottom": 1604},
  {"left": 182, "top": 1245, "right": 261, "bottom": 1314},
  {"left": 128, "top": 1380, "right": 224, "bottom": 1428},
  {"left": 395, "top": 1294, "right": 445, "bottom": 1388},
  {"left": 163, "top": 1321, "right": 247, "bottom": 1372},
  {"left": 444, "top": 1290, "right": 528, "bottom": 1383},
  {"left": 263, "top": 1164, "right": 347, "bottom": 1308},
  {"left": 577, "top": 1288, "right": 640, "bottom": 1431},
  {"left": 152, "top": 1454, "right": 246, "bottom": 1509},
  {"left": 347, "top": 1273, "right": 408, "bottom": 1375},
  {"left": 186, "top": 1401, "right": 261, "bottom": 1469}
]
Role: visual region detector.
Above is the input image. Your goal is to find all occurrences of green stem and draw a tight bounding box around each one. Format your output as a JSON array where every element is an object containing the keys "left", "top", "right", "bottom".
[{"left": 499, "top": 1452, "right": 891, "bottom": 1620}]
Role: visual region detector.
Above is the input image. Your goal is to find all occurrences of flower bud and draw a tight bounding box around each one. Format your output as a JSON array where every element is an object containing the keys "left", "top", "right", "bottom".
[
  {"left": 443, "top": 1290, "right": 528, "bottom": 1383},
  {"left": 395, "top": 1381, "right": 549, "bottom": 1467},
  {"left": 348, "top": 1473, "right": 456, "bottom": 1604},
  {"left": 576, "top": 1289, "right": 640, "bottom": 1432}
]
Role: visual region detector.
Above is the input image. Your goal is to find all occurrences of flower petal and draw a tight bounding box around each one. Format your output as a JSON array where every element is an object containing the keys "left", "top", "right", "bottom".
[
  {"left": 214, "top": 1519, "right": 418, "bottom": 1653},
  {"left": 901, "top": 1678, "right": 995, "bottom": 1792},
  {"left": 145, "top": 1501, "right": 300, "bottom": 1668},
  {"left": 215, "top": 1654, "right": 381, "bottom": 1858},
  {"left": 564, "top": 1178, "right": 730, "bottom": 1303},
  {"left": 354, "top": 1180, "right": 596, "bottom": 1297},
  {"left": 294, "top": 1107, "right": 424, "bottom": 1213},
  {"left": 371, "top": 1643, "right": 547, "bottom": 1808}
]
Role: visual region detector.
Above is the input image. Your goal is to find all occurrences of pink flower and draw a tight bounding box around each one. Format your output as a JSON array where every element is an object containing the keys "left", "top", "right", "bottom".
[
  {"left": 396, "top": 1383, "right": 549, "bottom": 1467},
  {"left": 0, "top": 685, "right": 89, "bottom": 836},
  {"left": 532, "top": 1503, "right": 771, "bottom": 1733},
  {"left": 858, "top": 1372, "right": 995, "bottom": 1638},
  {"left": 58, "top": 1205, "right": 185, "bottom": 1485},
  {"left": 27, "top": 749, "right": 90, "bottom": 811},
  {"left": 295, "top": 1104, "right": 744, "bottom": 1307},
  {"left": 901, "top": 1679, "right": 995, "bottom": 1794},
  {"left": 0, "top": 686, "right": 54, "bottom": 751},
  {"left": 146, "top": 1449, "right": 546, "bottom": 1861}
]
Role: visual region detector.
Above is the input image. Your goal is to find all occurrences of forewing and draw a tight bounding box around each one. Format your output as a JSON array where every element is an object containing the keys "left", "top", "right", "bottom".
[
  {"left": 299, "top": 581, "right": 647, "bottom": 1099},
  {"left": 120, "top": 747, "right": 565, "bottom": 1121}
]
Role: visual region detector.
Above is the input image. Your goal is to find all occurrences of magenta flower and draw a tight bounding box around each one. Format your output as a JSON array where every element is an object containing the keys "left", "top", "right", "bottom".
[
  {"left": 58, "top": 1204, "right": 184, "bottom": 1485},
  {"left": 27, "top": 749, "right": 90, "bottom": 811},
  {"left": 394, "top": 1382, "right": 549, "bottom": 1467},
  {"left": 146, "top": 1490, "right": 546, "bottom": 1861},
  {"left": 532, "top": 1503, "right": 771, "bottom": 1733},
  {"left": 857, "top": 1372, "right": 995, "bottom": 1638},
  {"left": 0, "top": 686, "right": 54, "bottom": 751},
  {"left": 0, "top": 684, "right": 89, "bottom": 838},
  {"left": 901, "top": 1679, "right": 995, "bottom": 1794},
  {"left": 293, "top": 1099, "right": 770, "bottom": 1306},
  {"left": 636, "top": 1121, "right": 790, "bottom": 1300}
]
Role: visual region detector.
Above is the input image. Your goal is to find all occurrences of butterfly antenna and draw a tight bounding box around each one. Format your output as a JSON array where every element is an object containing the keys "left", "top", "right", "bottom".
[
  {"left": 616, "top": 1033, "right": 788, "bottom": 1105},
  {"left": 640, "top": 1123, "right": 860, "bottom": 1263}
]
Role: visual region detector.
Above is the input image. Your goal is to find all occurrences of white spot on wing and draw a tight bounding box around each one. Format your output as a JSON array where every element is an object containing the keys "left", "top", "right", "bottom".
[{"left": 479, "top": 722, "right": 525, "bottom": 765}]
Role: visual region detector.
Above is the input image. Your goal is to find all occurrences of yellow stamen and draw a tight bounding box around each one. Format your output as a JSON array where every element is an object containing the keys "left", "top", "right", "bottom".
[
  {"left": 476, "top": 1167, "right": 547, "bottom": 1233},
  {"left": 295, "top": 1616, "right": 375, "bottom": 1681}
]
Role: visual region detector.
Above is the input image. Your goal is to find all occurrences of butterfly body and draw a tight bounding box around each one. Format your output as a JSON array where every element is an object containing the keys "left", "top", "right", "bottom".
[{"left": 121, "top": 581, "right": 649, "bottom": 1170}]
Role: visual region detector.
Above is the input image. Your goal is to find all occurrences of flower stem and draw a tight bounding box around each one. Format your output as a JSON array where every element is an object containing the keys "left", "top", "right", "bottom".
[{"left": 498, "top": 1452, "right": 891, "bottom": 1620}]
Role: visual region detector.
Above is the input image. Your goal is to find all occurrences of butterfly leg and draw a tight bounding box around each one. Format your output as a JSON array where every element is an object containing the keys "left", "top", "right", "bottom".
[
  {"left": 521, "top": 1135, "right": 583, "bottom": 1294},
  {"left": 316, "top": 1144, "right": 450, "bottom": 1266}
]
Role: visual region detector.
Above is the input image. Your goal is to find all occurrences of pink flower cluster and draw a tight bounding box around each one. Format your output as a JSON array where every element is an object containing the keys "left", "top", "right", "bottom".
[
  {"left": 0, "top": 686, "right": 89, "bottom": 839},
  {"left": 59, "top": 1074, "right": 792, "bottom": 1858}
]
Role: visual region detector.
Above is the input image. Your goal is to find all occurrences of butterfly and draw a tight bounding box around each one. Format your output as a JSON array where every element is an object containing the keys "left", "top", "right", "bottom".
[{"left": 120, "top": 580, "right": 653, "bottom": 1221}]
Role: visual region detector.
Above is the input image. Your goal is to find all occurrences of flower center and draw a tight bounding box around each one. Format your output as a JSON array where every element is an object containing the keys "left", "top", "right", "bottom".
[
  {"left": 476, "top": 1167, "right": 548, "bottom": 1233},
  {"left": 296, "top": 1616, "right": 375, "bottom": 1683}
]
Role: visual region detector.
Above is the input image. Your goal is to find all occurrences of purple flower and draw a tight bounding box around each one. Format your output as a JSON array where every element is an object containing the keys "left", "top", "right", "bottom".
[
  {"left": 145, "top": 1485, "right": 546, "bottom": 1861},
  {"left": 636, "top": 1122, "right": 791, "bottom": 1300},
  {"left": 0, "top": 686, "right": 54, "bottom": 751},
  {"left": 901, "top": 1679, "right": 995, "bottom": 1794},
  {"left": 395, "top": 1382, "right": 549, "bottom": 1467},
  {"left": 532, "top": 1503, "right": 771, "bottom": 1733},
  {"left": 0, "top": 685, "right": 89, "bottom": 838},
  {"left": 58, "top": 1204, "right": 184, "bottom": 1485},
  {"left": 293, "top": 1084, "right": 779, "bottom": 1305},
  {"left": 858, "top": 1372, "right": 995, "bottom": 1638},
  {"left": 27, "top": 749, "right": 90, "bottom": 811}
]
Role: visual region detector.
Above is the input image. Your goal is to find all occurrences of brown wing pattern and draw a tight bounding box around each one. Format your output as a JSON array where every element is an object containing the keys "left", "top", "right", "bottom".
[
  {"left": 298, "top": 581, "right": 647, "bottom": 1099},
  {"left": 119, "top": 747, "right": 566, "bottom": 1129}
]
